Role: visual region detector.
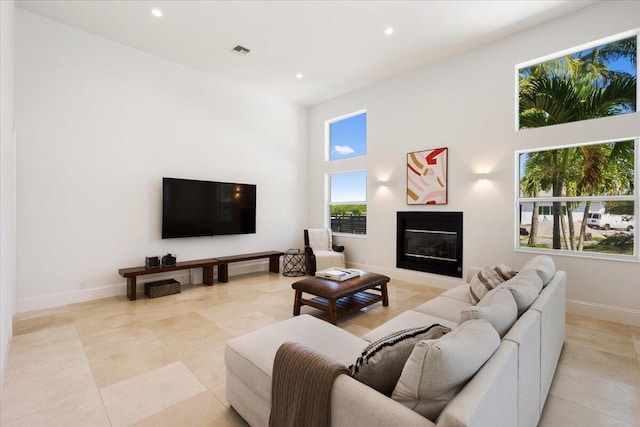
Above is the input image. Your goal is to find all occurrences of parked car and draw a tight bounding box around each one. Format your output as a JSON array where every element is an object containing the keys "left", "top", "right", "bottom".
[{"left": 587, "top": 213, "right": 634, "bottom": 231}]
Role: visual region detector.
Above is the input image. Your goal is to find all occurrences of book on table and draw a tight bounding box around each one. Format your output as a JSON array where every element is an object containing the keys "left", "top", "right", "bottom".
[{"left": 315, "top": 267, "right": 361, "bottom": 281}]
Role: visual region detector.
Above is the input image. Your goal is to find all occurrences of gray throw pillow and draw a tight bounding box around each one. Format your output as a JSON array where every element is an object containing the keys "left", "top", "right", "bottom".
[
  {"left": 469, "top": 264, "right": 517, "bottom": 304},
  {"left": 391, "top": 319, "right": 500, "bottom": 421},
  {"left": 499, "top": 268, "right": 543, "bottom": 315},
  {"left": 459, "top": 287, "right": 518, "bottom": 337},
  {"left": 349, "top": 324, "right": 451, "bottom": 396},
  {"left": 521, "top": 255, "right": 556, "bottom": 286}
]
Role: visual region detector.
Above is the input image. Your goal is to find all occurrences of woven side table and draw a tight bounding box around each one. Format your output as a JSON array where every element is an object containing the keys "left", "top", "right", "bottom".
[{"left": 283, "top": 249, "right": 306, "bottom": 277}]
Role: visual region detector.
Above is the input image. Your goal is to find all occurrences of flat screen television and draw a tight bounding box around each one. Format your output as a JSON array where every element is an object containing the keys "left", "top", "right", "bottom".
[{"left": 162, "top": 177, "right": 256, "bottom": 239}]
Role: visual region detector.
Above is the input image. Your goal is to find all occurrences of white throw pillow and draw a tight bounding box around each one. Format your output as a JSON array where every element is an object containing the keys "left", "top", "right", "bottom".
[
  {"left": 499, "top": 269, "right": 543, "bottom": 315},
  {"left": 469, "top": 264, "right": 517, "bottom": 304},
  {"left": 391, "top": 319, "right": 500, "bottom": 421},
  {"left": 521, "top": 255, "right": 556, "bottom": 286},
  {"left": 459, "top": 287, "right": 517, "bottom": 337}
]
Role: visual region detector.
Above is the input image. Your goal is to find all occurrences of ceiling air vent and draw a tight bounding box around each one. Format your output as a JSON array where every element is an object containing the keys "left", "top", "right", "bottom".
[{"left": 231, "top": 45, "right": 251, "bottom": 55}]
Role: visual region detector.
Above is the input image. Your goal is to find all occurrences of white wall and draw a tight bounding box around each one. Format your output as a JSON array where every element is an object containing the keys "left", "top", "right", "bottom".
[
  {"left": 309, "top": 1, "right": 640, "bottom": 325},
  {"left": 1, "top": 0, "right": 17, "bottom": 392},
  {"left": 15, "top": 10, "right": 308, "bottom": 310}
]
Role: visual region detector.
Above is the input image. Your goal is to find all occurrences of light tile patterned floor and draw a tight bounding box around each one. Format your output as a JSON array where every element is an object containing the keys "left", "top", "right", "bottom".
[{"left": 1, "top": 272, "right": 639, "bottom": 426}]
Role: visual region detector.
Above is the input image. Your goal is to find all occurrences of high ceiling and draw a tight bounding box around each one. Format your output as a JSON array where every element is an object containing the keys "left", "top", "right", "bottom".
[{"left": 16, "top": 0, "right": 595, "bottom": 107}]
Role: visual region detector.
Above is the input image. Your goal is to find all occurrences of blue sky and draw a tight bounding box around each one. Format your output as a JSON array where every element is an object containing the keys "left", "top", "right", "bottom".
[
  {"left": 330, "top": 170, "right": 366, "bottom": 203},
  {"left": 606, "top": 56, "right": 637, "bottom": 76},
  {"left": 329, "top": 112, "right": 367, "bottom": 203},
  {"left": 329, "top": 112, "right": 367, "bottom": 161}
]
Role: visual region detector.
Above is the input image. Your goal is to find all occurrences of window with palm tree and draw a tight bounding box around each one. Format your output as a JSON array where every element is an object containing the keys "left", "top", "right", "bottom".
[
  {"left": 516, "top": 33, "right": 638, "bottom": 260},
  {"left": 518, "top": 34, "right": 636, "bottom": 129},
  {"left": 517, "top": 140, "right": 637, "bottom": 259}
]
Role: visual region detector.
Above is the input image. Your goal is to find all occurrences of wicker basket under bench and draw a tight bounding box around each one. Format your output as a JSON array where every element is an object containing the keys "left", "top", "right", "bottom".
[{"left": 144, "top": 279, "right": 180, "bottom": 298}]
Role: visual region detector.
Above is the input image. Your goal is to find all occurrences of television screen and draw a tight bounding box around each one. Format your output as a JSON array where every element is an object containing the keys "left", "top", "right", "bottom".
[
  {"left": 162, "top": 178, "right": 256, "bottom": 239},
  {"left": 213, "top": 182, "right": 256, "bottom": 235}
]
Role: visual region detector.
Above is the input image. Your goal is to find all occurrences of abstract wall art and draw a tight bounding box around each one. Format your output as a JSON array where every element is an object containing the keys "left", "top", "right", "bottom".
[{"left": 406, "top": 147, "right": 448, "bottom": 205}]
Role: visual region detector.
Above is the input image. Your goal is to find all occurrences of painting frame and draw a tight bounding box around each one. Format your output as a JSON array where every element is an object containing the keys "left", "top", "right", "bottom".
[{"left": 406, "top": 147, "right": 448, "bottom": 205}]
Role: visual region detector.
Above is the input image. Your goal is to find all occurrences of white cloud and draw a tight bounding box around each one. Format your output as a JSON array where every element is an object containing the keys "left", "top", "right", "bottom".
[{"left": 334, "top": 145, "right": 355, "bottom": 155}]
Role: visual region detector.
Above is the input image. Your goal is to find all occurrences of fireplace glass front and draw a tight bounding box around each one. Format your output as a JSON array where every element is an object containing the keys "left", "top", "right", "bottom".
[{"left": 404, "top": 229, "right": 457, "bottom": 262}]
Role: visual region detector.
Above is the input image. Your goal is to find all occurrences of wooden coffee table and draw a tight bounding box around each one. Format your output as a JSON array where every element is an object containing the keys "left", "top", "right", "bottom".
[{"left": 292, "top": 270, "right": 390, "bottom": 324}]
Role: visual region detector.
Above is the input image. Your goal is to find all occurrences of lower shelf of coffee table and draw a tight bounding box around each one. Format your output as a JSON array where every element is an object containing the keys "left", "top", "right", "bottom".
[{"left": 303, "top": 290, "right": 383, "bottom": 317}]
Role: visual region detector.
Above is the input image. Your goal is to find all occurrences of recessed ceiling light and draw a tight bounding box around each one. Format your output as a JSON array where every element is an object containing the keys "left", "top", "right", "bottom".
[
  {"left": 384, "top": 27, "right": 394, "bottom": 35},
  {"left": 296, "top": 73, "right": 304, "bottom": 79},
  {"left": 151, "top": 8, "right": 163, "bottom": 17}
]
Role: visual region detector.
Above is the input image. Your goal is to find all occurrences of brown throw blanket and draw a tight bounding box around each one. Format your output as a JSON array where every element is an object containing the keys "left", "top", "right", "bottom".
[{"left": 269, "top": 342, "right": 348, "bottom": 427}]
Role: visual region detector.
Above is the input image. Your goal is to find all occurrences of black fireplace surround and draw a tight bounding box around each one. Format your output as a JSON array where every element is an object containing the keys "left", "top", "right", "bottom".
[{"left": 396, "top": 211, "right": 463, "bottom": 278}]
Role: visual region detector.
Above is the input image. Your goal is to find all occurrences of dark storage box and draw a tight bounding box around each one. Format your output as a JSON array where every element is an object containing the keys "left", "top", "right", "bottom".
[{"left": 144, "top": 279, "right": 180, "bottom": 298}]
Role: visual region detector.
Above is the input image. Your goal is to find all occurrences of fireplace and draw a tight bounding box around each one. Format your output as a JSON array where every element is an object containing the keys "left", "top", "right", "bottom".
[{"left": 396, "top": 211, "right": 463, "bottom": 278}]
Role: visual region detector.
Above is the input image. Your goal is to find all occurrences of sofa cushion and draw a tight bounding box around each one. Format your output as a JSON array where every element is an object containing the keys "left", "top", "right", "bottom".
[
  {"left": 440, "top": 284, "right": 473, "bottom": 304},
  {"left": 362, "top": 310, "right": 457, "bottom": 343},
  {"left": 459, "top": 287, "right": 517, "bottom": 337},
  {"left": 349, "top": 324, "right": 451, "bottom": 396},
  {"left": 499, "top": 269, "right": 543, "bottom": 315},
  {"left": 391, "top": 319, "right": 500, "bottom": 421},
  {"left": 413, "top": 296, "right": 473, "bottom": 323},
  {"left": 469, "top": 264, "right": 517, "bottom": 304},
  {"left": 521, "top": 255, "right": 556, "bottom": 286}
]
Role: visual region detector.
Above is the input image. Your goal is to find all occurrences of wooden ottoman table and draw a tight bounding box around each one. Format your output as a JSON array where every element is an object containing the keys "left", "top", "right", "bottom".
[{"left": 292, "top": 270, "right": 390, "bottom": 324}]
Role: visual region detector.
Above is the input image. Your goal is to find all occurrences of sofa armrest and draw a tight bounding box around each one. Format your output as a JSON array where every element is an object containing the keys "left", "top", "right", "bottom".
[
  {"left": 503, "top": 310, "right": 542, "bottom": 427},
  {"left": 331, "top": 374, "right": 434, "bottom": 427},
  {"left": 437, "top": 341, "right": 519, "bottom": 427},
  {"left": 530, "top": 270, "right": 566, "bottom": 411},
  {"left": 332, "top": 243, "right": 345, "bottom": 253}
]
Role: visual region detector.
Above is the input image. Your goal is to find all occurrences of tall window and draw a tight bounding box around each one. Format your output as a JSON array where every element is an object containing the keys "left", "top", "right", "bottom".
[
  {"left": 326, "top": 111, "right": 367, "bottom": 235},
  {"left": 518, "top": 33, "right": 637, "bottom": 130},
  {"left": 517, "top": 139, "right": 638, "bottom": 260},
  {"left": 516, "top": 32, "right": 638, "bottom": 261}
]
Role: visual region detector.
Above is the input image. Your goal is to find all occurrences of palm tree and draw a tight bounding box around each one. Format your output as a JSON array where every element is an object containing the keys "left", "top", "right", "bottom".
[
  {"left": 520, "top": 152, "right": 553, "bottom": 246},
  {"left": 519, "top": 71, "right": 636, "bottom": 127},
  {"left": 575, "top": 143, "right": 607, "bottom": 250},
  {"left": 518, "top": 37, "right": 636, "bottom": 250},
  {"left": 520, "top": 37, "right": 636, "bottom": 126}
]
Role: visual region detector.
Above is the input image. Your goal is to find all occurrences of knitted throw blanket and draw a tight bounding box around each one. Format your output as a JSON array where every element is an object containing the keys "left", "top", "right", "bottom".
[{"left": 269, "top": 342, "right": 348, "bottom": 427}]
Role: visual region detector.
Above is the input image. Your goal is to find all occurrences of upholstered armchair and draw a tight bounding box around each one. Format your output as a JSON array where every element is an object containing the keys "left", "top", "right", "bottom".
[{"left": 304, "top": 228, "right": 345, "bottom": 275}]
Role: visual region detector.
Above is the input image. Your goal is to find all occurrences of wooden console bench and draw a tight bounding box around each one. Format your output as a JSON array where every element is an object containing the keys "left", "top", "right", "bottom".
[
  {"left": 216, "top": 251, "right": 283, "bottom": 283},
  {"left": 118, "top": 250, "right": 284, "bottom": 301}
]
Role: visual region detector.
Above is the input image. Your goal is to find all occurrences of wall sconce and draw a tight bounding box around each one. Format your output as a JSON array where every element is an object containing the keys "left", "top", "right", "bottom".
[
  {"left": 478, "top": 172, "right": 490, "bottom": 181},
  {"left": 375, "top": 170, "right": 393, "bottom": 187}
]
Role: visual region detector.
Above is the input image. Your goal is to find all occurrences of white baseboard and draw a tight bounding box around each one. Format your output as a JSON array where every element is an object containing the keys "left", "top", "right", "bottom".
[
  {"left": 566, "top": 299, "right": 640, "bottom": 327},
  {"left": 16, "top": 260, "right": 271, "bottom": 313},
  {"left": 17, "top": 281, "right": 132, "bottom": 313}
]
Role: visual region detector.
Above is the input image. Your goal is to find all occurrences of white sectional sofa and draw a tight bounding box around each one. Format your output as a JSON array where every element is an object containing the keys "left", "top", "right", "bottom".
[{"left": 225, "top": 256, "right": 566, "bottom": 427}]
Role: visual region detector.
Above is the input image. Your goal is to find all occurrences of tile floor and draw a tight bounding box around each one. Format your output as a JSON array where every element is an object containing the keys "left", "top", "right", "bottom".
[{"left": 1, "top": 272, "right": 639, "bottom": 426}]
